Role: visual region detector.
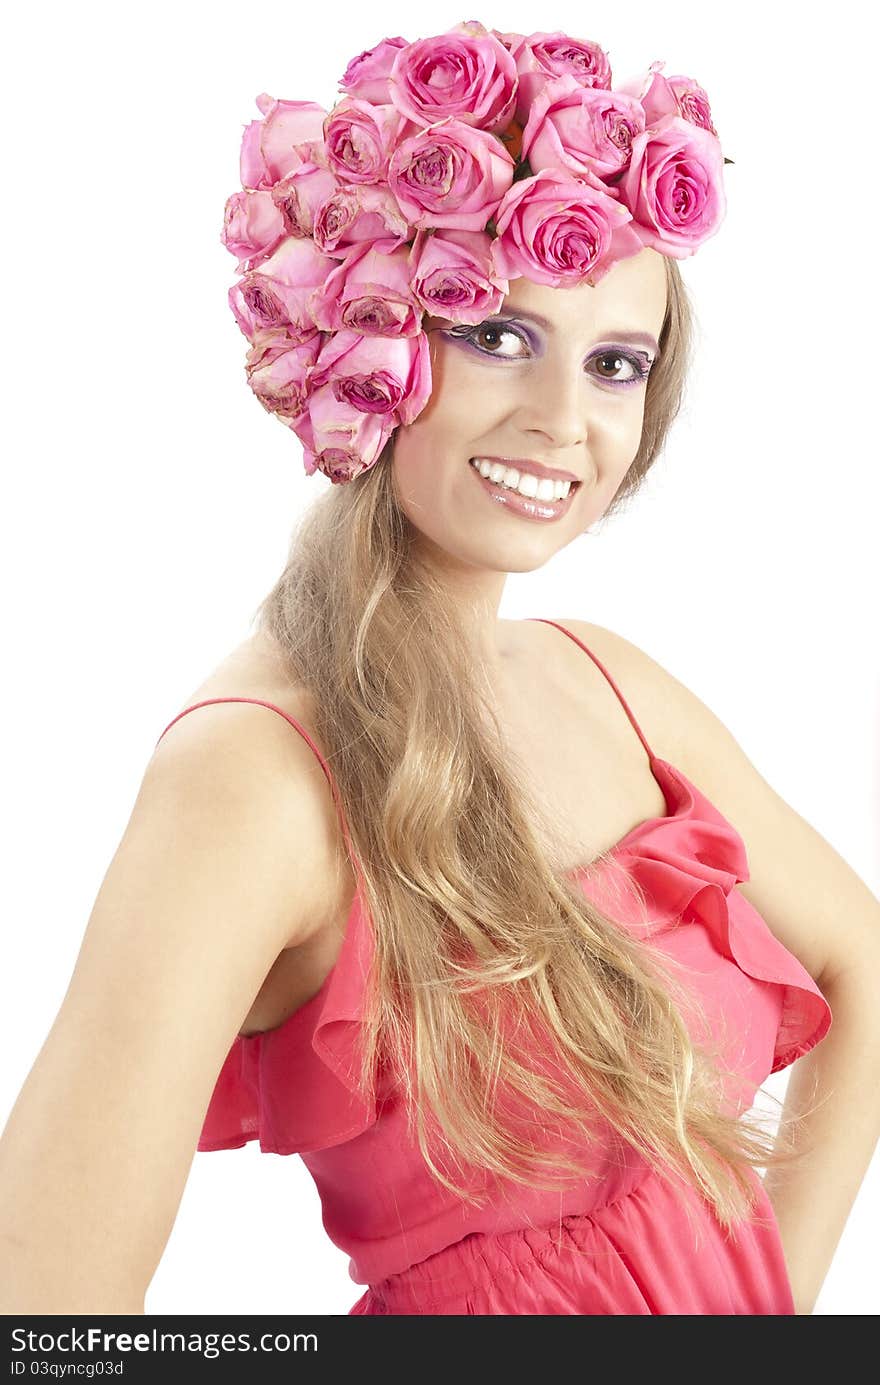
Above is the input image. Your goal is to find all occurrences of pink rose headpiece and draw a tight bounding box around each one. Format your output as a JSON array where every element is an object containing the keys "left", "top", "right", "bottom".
[{"left": 222, "top": 20, "right": 731, "bottom": 484}]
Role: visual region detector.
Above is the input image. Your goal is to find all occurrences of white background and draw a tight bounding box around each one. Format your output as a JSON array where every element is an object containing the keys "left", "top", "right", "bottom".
[{"left": 1, "top": 0, "right": 877, "bottom": 1316}]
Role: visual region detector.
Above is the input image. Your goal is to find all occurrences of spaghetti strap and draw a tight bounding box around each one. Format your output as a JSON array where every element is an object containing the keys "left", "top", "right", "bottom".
[
  {"left": 154, "top": 697, "right": 365, "bottom": 890},
  {"left": 526, "top": 618, "right": 657, "bottom": 766}
]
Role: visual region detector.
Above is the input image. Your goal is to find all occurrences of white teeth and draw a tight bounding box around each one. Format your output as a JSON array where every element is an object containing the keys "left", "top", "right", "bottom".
[{"left": 469, "top": 458, "right": 573, "bottom": 501}]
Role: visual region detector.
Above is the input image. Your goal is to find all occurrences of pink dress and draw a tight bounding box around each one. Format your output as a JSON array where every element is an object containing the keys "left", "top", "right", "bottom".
[{"left": 155, "top": 619, "right": 832, "bottom": 1315}]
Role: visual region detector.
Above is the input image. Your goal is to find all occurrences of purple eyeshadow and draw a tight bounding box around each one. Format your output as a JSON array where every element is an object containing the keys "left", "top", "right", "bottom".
[{"left": 445, "top": 318, "right": 654, "bottom": 387}]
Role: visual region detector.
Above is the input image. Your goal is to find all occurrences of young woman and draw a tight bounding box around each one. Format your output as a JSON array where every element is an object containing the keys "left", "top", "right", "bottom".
[{"left": 1, "top": 22, "right": 878, "bottom": 1317}]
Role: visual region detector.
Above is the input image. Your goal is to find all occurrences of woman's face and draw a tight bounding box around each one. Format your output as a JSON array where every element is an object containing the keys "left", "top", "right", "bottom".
[{"left": 391, "top": 246, "right": 668, "bottom": 574}]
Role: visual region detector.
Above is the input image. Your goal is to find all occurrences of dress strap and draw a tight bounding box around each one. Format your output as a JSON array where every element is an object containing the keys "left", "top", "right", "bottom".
[
  {"left": 154, "top": 698, "right": 365, "bottom": 890},
  {"left": 526, "top": 619, "right": 657, "bottom": 766}
]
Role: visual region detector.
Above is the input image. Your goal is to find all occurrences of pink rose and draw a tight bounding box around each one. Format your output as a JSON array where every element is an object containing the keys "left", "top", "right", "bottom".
[
  {"left": 521, "top": 75, "right": 646, "bottom": 183},
  {"left": 668, "top": 77, "right": 717, "bottom": 136},
  {"left": 618, "top": 115, "right": 726, "bottom": 257},
  {"left": 388, "top": 119, "right": 514, "bottom": 231},
  {"left": 323, "top": 99, "right": 404, "bottom": 184},
  {"left": 338, "top": 36, "right": 410, "bottom": 105},
  {"left": 489, "top": 30, "right": 520, "bottom": 52},
  {"left": 312, "top": 183, "right": 412, "bottom": 253},
  {"left": 408, "top": 228, "right": 508, "bottom": 321},
  {"left": 507, "top": 32, "right": 612, "bottom": 126},
  {"left": 239, "top": 94, "right": 328, "bottom": 190},
  {"left": 615, "top": 62, "right": 718, "bottom": 137},
  {"left": 244, "top": 327, "right": 323, "bottom": 421},
  {"left": 228, "top": 236, "right": 340, "bottom": 340},
  {"left": 308, "top": 329, "right": 432, "bottom": 425},
  {"left": 271, "top": 161, "right": 340, "bottom": 237},
  {"left": 490, "top": 167, "right": 644, "bottom": 287},
  {"left": 221, "top": 190, "right": 286, "bottom": 273},
  {"left": 308, "top": 238, "right": 423, "bottom": 336},
  {"left": 291, "top": 392, "right": 396, "bottom": 483},
  {"left": 388, "top": 22, "right": 517, "bottom": 133}
]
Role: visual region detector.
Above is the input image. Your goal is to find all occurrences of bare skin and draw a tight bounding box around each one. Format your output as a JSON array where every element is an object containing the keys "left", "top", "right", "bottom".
[{"left": 183, "top": 614, "right": 673, "bottom": 1039}]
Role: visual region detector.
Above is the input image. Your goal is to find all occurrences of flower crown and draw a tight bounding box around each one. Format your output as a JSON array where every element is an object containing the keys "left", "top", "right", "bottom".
[{"left": 222, "top": 20, "right": 730, "bottom": 484}]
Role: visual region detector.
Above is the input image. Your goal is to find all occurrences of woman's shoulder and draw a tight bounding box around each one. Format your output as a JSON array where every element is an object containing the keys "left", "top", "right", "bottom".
[
  {"left": 526, "top": 616, "right": 689, "bottom": 767},
  {"left": 160, "top": 624, "right": 334, "bottom": 812},
  {"left": 154, "top": 627, "right": 348, "bottom": 948},
  {"left": 174, "top": 626, "right": 305, "bottom": 712},
  {"left": 155, "top": 628, "right": 320, "bottom": 770}
]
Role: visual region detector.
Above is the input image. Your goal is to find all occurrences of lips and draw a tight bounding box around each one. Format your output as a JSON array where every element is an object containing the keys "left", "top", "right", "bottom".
[{"left": 468, "top": 458, "right": 579, "bottom": 522}]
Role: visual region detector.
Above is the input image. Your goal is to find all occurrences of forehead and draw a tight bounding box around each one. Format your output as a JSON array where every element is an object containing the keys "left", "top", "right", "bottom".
[{"left": 501, "top": 248, "right": 668, "bottom": 334}]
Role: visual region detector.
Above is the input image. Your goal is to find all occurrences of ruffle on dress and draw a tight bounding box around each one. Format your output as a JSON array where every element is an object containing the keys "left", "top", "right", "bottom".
[
  {"left": 591, "top": 758, "right": 832, "bottom": 1074},
  {"left": 198, "top": 756, "right": 831, "bottom": 1157},
  {"left": 198, "top": 882, "right": 379, "bottom": 1155}
]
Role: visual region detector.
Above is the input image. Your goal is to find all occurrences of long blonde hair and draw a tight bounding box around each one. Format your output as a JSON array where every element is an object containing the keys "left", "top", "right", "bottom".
[{"left": 254, "top": 258, "right": 811, "bottom": 1229}]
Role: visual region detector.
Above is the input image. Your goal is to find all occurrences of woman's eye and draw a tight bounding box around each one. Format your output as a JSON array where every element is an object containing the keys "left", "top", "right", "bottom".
[
  {"left": 588, "top": 350, "right": 650, "bottom": 385},
  {"left": 466, "top": 323, "right": 528, "bottom": 357}
]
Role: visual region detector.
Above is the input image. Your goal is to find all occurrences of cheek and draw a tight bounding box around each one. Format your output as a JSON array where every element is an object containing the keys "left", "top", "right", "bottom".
[
  {"left": 389, "top": 421, "right": 453, "bottom": 526},
  {"left": 592, "top": 395, "right": 648, "bottom": 468},
  {"left": 420, "top": 344, "right": 514, "bottom": 436},
  {"left": 393, "top": 360, "right": 504, "bottom": 474}
]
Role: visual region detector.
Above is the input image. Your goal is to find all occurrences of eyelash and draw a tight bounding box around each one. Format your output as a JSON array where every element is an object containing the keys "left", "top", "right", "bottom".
[{"left": 446, "top": 320, "right": 654, "bottom": 387}]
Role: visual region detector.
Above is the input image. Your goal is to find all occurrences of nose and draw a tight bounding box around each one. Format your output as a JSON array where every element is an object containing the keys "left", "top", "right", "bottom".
[{"left": 513, "top": 356, "right": 587, "bottom": 452}]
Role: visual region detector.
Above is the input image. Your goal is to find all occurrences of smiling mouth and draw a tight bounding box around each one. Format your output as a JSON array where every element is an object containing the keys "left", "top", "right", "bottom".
[
  {"left": 467, "top": 458, "right": 580, "bottom": 521},
  {"left": 468, "top": 457, "right": 581, "bottom": 500}
]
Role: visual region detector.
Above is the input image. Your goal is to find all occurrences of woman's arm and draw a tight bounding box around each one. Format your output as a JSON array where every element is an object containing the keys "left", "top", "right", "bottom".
[
  {"left": 0, "top": 703, "right": 332, "bottom": 1313},
  {"left": 647, "top": 645, "right": 880, "bottom": 1313},
  {"left": 762, "top": 966, "right": 880, "bottom": 1314},
  {"left": 565, "top": 620, "right": 880, "bottom": 1312}
]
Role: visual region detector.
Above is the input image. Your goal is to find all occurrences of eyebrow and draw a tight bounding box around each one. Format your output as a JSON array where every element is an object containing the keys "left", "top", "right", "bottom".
[{"left": 503, "top": 309, "right": 660, "bottom": 357}]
